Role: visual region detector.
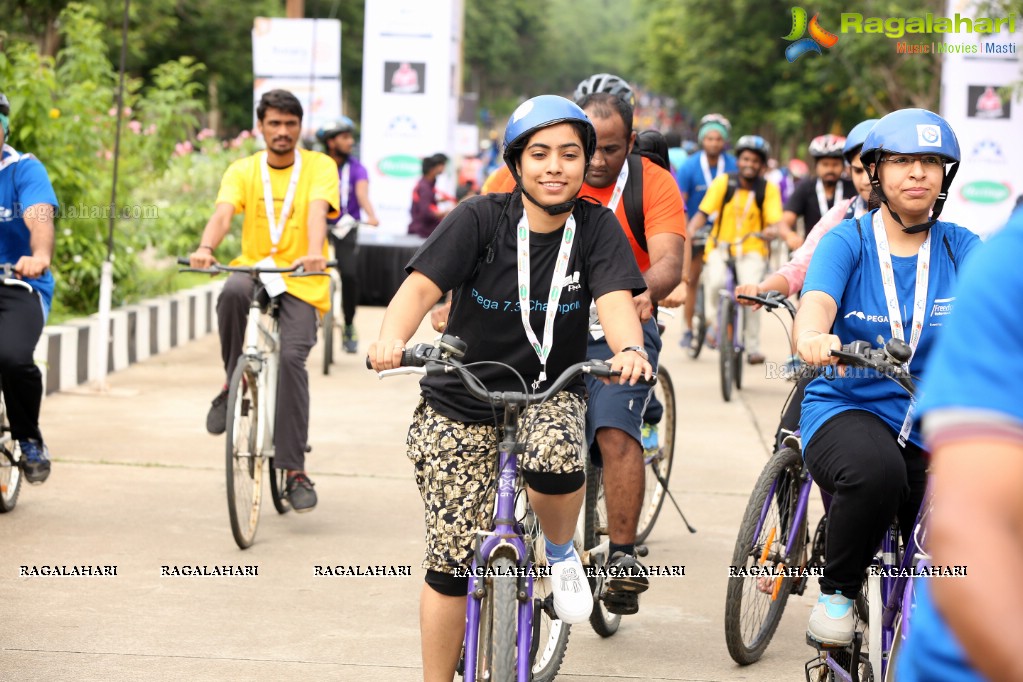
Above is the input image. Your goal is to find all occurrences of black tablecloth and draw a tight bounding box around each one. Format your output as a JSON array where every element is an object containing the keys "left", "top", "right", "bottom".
[{"left": 356, "top": 233, "right": 426, "bottom": 306}]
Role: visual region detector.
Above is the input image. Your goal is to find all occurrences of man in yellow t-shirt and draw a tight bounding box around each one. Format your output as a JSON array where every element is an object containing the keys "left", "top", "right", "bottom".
[
  {"left": 189, "top": 89, "right": 340, "bottom": 512},
  {"left": 684, "top": 135, "right": 783, "bottom": 364}
]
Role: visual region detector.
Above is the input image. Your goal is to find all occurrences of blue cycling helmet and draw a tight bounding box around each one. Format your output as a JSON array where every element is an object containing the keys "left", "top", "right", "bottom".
[
  {"left": 315, "top": 115, "right": 356, "bottom": 142},
  {"left": 843, "top": 119, "right": 879, "bottom": 162},
  {"left": 859, "top": 109, "right": 960, "bottom": 233},
  {"left": 503, "top": 95, "right": 596, "bottom": 215},
  {"left": 734, "top": 134, "right": 771, "bottom": 162}
]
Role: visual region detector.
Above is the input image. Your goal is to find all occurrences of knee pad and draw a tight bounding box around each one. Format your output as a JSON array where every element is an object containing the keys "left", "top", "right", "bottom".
[
  {"left": 425, "top": 569, "right": 468, "bottom": 597},
  {"left": 522, "top": 469, "right": 585, "bottom": 496}
]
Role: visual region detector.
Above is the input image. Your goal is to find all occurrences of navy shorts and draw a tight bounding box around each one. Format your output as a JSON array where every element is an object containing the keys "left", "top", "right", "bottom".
[{"left": 584, "top": 317, "right": 663, "bottom": 463}]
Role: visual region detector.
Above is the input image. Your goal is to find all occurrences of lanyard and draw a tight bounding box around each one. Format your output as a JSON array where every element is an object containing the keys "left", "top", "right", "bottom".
[
  {"left": 260, "top": 151, "right": 303, "bottom": 253},
  {"left": 725, "top": 189, "right": 756, "bottom": 257},
  {"left": 816, "top": 178, "right": 843, "bottom": 219},
  {"left": 605, "top": 159, "right": 630, "bottom": 212},
  {"left": 339, "top": 161, "right": 350, "bottom": 215},
  {"left": 516, "top": 212, "right": 577, "bottom": 386},
  {"left": 872, "top": 210, "right": 930, "bottom": 445},
  {"left": 700, "top": 152, "right": 725, "bottom": 191},
  {"left": 852, "top": 196, "right": 867, "bottom": 218}
]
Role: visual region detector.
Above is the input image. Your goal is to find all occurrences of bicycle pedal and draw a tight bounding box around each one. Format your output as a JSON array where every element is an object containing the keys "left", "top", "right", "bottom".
[
  {"left": 635, "top": 544, "right": 649, "bottom": 558},
  {"left": 805, "top": 633, "right": 849, "bottom": 650},
  {"left": 540, "top": 594, "right": 558, "bottom": 620}
]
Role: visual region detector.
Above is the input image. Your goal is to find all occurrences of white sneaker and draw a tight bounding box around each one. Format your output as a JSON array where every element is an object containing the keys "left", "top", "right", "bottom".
[
  {"left": 807, "top": 591, "right": 855, "bottom": 645},
  {"left": 548, "top": 549, "right": 592, "bottom": 624}
]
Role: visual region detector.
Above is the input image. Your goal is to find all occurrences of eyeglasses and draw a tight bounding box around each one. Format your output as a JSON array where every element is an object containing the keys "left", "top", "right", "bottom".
[{"left": 879, "top": 154, "right": 945, "bottom": 169}]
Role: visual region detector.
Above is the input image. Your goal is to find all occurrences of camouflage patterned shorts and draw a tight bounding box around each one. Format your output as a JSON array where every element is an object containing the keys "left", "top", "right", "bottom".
[{"left": 406, "top": 391, "right": 586, "bottom": 575}]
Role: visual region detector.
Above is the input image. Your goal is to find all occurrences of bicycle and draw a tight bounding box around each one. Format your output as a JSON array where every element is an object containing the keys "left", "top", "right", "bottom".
[
  {"left": 713, "top": 238, "right": 761, "bottom": 402},
  {"left": 372, "top": 335, "right": 644, "bottom": 681},
  {"left": 178, "top": 258, "right": 332, "bottom": 549},
  {"left": 722, "top": 332, "right": 925, "bottom": 682},
  {"left": 686, "top": 226, "right": 710, "bottom": 360},
  {"left": 0, "top": 263, "right": 41, "bottom": 512}
]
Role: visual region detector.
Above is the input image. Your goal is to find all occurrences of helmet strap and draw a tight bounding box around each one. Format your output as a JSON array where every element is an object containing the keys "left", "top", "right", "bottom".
[{"left": 507, "top": 159, "right": 579, "bottom": 216}]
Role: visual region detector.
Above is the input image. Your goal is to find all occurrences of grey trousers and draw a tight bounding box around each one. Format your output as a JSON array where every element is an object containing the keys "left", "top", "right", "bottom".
[{"left": 217, "top": 273, "right": 318, "bottom": 471}]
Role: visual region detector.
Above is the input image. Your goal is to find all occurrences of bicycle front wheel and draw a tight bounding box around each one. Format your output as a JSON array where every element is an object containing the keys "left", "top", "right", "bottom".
[
  {"left": 719, "top": 299, "right": 736, "bottom": 401},
  {"left": 724, "top": 446, "right": 807, "bottom": 664},
  {"left": 635, "top": 366, "right": 676, "bottom": 544},
  {"left": 523, "top": 509, "right": 570, "bottom": 682},
  {"left": 583, "top": 461, "right": 621, "bottom": 637},
  {"left": 225, "top": 360, "right": 264, "bottom": 549},
  {"left": 322, "top": 277, "right": 337, "bottom": 376},
  {"left": 688, "top": 283, "right": 707, "bottom": 359},
  {"left": 474, "top": 555, "right": 517, "bottom": 682}
]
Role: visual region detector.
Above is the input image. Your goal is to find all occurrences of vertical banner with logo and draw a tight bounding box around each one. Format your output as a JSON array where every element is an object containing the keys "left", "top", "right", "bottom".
[
  {"left": 361, "top": 0, "right": 461, "bottom": 235},
  {"left": 252, "top": 18, "right": 342, "bottom": 140},
  {"left": 940, "top": 1, "right": 1022, "bottom": 236}
]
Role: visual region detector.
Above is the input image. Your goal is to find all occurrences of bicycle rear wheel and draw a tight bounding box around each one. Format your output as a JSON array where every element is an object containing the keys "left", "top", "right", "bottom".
[
  {"left": 322, "top": 276, "right": 337, "bottom": 376},
  {"left": 719, "top": 299, "right": 736, "bottom": 402},
  {"left": 635, "top": 366, "right": 675, "bottom": 544},
  {"left": 725, "top": 447, "right": 807, "bottom": 664},
  {"left": 522, "top": 506, "right": 570, "bottom": 681},
  {"left": 225, "top": 361, "right": 264, "bottom": 549},
  {"left": 0, "top": 387, "right": 22, "bottom": 513},
  {"left": 688, "top": 283, "right": 707, "bottom": 359},
  {"left": 583, "top": 461, "right": 621, "bottom": 637},
  {"left": 269, "top": 460, "right": 290, "bottom": 514},
  {"left": 474, "top": 555, "right": 517, "bottom": 682}
]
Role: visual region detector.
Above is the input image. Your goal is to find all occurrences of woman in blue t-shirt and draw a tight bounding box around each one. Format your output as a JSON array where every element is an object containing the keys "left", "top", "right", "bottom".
[{"left": 792, "top": 108, "right": 980, "bottom": 647}]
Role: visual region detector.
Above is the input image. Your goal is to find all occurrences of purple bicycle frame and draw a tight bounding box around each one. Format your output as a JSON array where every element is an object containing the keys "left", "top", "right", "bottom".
[{"left": 461, "top": 442, "right": 535, "bottom": 681}]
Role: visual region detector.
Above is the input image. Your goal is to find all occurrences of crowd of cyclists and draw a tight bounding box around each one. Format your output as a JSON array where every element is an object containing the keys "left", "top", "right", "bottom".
[{"left": 3, "top": 69, "right": 1020, "bottom": 681}]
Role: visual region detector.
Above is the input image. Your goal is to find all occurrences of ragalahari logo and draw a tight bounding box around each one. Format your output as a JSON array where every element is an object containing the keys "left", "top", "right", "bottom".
[{"left": 784, "top": 7, "right": 840, "bottom": 62}]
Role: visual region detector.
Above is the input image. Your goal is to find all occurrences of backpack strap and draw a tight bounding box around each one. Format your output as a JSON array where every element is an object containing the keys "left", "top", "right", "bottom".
[
  {"left": 472, "top": 191, "right": 515, "bottom": 280},
  {"left": 753, "top": 177, "right": 767, "bottom": 229},
  {"left": 623, "top": 153, "right": 647, "bottom": 253}
]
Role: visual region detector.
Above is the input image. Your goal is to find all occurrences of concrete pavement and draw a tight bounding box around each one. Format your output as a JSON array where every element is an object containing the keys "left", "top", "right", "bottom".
[{"left": 1, "top": 303, "right": 826, "bottom": 681}]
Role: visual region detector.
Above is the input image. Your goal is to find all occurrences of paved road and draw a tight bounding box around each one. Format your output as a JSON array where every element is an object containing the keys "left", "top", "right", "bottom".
[{"left": 1, "top": 304, "right": 827, "bottom": 681}]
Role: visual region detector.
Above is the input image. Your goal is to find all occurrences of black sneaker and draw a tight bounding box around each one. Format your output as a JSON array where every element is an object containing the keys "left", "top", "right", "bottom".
[
  {"left": 342, "top": 324, "right": 358, "bottom": 354},
  {"left": 206, "top": 388, "right": 229, "bottom": 435},
  {"left": 285, "top": 472, "right": 317, "bottom": 512},
  {"left": 19, "top": 439, "right": 51, "bottom": 484},
  {"left": 603, "top": 551, "right": 650, "bottom": 615}
]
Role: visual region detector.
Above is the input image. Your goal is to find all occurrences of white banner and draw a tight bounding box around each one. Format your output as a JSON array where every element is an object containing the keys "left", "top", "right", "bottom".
[
  {"left": 361, "top": 0, "right": 462, "bottom": 235},
  {"left": 940, "top": 0, "right": 1023, "bottom": 237}
]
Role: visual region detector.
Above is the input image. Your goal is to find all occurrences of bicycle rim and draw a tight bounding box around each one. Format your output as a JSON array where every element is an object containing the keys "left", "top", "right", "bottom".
[
  {"left": 0, "top": 442, "right": 21, "bottom": 513},
  {"left": 724, "top": 447, "right": 806, "bottom": 664},
  {"left": 584, "top": 462, "right": 621, "bottom": 637},
  {"left": 225, "top": 362, "right": 263, "bottom": 549},
  {"left": 635, "top": 367, "right": 675, "bottom": 544}
]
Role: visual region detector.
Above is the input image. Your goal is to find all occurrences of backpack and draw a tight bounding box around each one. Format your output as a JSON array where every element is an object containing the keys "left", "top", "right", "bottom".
[
  {"left": 711, "top": 173, "right": 767, "bottom": 241},
  {"left": 622, "top": 130, "right": 671, "bottom": 254}
]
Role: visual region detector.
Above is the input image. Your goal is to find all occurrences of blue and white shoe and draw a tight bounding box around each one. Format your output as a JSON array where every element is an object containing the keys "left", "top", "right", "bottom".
[
  {"left": 19, "top": 439, "right": 51, "bottom": 484},
  {"left": 807, "top": 591, "right": 854, "bottom": 645}
]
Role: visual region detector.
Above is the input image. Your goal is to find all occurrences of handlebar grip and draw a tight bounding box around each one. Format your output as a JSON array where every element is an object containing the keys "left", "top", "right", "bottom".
[
  {"left": 177, "top": 257, "right": 190, "bottom": 266},
  {"left": 365, "top": 343, "right": 435, "bottom": 370}
]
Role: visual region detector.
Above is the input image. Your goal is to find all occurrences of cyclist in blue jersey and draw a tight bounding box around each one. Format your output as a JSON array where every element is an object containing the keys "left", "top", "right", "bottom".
[
  {"left": 898, "top": 204, "right": 1023, "bottom": 681},
  {"left": 793, "top": 108, "right": 980, "bottom": 646},
  {"left": 0, "top": 91, "right": 59, "bottom": 484}
]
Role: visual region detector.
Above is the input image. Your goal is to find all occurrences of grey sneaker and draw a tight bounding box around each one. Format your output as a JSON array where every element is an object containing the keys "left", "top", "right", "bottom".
[
  {"left": 342, "top": 324, "right": 358, "bottom": 354},
  {"left": 603, "top": 551, "right": 650, "bottom": 615},
  {"left": 807, "top": 591, "right": 855, "bottom": 646},
  {"left": 206, "top": 388, "right": 229, "bottom": 435},
  {"left": 19, "top": 439, "right": 51, "bottom": 484},
  {"left": 285, "top": 472, "right": 317, "bottom": 512}
]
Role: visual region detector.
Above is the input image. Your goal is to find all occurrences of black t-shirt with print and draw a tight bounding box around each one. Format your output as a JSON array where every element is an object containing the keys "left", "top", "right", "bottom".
[
  {"left": 784, "top": 176, "right": 856, "bottom": 236},
  {"left": 407, "top": 193, "right": 647, "bottom": 423}
]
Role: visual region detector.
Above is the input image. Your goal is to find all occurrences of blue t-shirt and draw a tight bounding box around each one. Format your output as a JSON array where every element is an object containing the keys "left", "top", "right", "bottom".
[
  {"left": 897, "top": 206, "right": 1023, "bottom": 682},
  {"left": 675, "top": 151, "right": 737, "bottom": 223},
  {"left": 0, "top": 146, "right": 58, "bottom": 315},
  {"left": 800, "top": 212, "right": 980, "bottom": 449}
]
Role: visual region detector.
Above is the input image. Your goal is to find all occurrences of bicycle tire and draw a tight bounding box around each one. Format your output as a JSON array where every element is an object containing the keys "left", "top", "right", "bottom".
[
  {"left": 269, "top": 459, "right": 290, "bottom": 514},
  {"left": 523, "top": 508, "right": 570, "bottom": 682},
  {"left": 719, "top": 299, "right": 736, "bottom": 402},
  {"left": 0, "top": 391, "right": 21, "bottom": 513},
  {"left": 688, "top": 283, "right": 707, "bottom": 359},
  {"left": 635, "top": 366, "right": 675, "bottom": 544},
  {"left": 475, "top": 555, "right": 517, "bottom": 682},
  {"left": 322, "top": 278, "right": 336, "bottom": 376},
  {"left": 734, "top": 305, "right": 744, "bottom": 389},
  {"left": 583, "top": 461, "right": 621, "bottom": 637},
  {"left": 724, "top": 446, "right": 807, "bottom": 664},
  {"left": 225, "top": 361, "right": 263, "bottom": 549}
]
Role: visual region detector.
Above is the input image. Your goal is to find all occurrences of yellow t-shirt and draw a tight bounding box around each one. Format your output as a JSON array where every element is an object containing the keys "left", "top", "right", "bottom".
[
  {"left": 216, "top": 148, "right": 340, "bottom": 313},
  {"left": 699, "top": 173, "right": 783, "bottom": 260}
]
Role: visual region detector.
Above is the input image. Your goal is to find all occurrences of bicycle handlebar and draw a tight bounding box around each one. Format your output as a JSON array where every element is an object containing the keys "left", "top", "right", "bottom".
[
  {"left": 828, "top": 337, "right": 917, "bottom": 396},
  {"left": 176, "top": 257, "right": 337, "bottom": 277},
  {"left": 0, "top": 263, "right": 35, "bottom": 292},
  {"left": 368, "top": 334, "right": 656, "bottom": 410},
  {"left": 736, "top": 290, "right": 796, "bottom": 317}
]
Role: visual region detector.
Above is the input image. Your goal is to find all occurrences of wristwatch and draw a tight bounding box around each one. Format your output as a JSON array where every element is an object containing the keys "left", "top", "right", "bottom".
[{"left": 620, "top": 345, "right": 649, "bottom": 361}]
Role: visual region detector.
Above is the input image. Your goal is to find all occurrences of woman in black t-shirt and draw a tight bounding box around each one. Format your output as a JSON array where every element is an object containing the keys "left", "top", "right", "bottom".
[{"left": 368, "top": 95, "right": 650, "bottom": 682}]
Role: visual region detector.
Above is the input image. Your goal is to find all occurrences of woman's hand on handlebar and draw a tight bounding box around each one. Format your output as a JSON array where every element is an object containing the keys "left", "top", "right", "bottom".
[
  {"left": 609, "top": 348, "right": 653, "bottom": 386},
  {"left": 735, "top": 284, "right": 763, "bottom": 309},
  {"left": 797, "top": 332, "right": 842, "bottom": 372},
  {"left": 368, "top": 338, "right": 408, "bottom": 371}
]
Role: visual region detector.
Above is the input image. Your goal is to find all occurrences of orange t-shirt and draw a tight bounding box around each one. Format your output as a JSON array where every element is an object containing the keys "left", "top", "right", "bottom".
[{"left": 481, "top": 165, "right": 516, "bottom": 194}]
